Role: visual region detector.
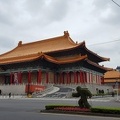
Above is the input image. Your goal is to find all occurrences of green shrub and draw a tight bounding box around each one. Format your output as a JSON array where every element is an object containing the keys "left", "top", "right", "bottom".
[
  {"left": 91, "top": 107, "right": 120, "bottom": 114},
  {"left": 45, "top": 105, "right": 120, "bottom": 115},
  {"left": 45, "top": 104, "right": 75, "bottom": 110}
]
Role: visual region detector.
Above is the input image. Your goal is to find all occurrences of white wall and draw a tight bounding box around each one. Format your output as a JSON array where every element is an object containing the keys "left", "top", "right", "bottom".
[{"left": 0, "top": 84, "right": 26, "bottom": 94}]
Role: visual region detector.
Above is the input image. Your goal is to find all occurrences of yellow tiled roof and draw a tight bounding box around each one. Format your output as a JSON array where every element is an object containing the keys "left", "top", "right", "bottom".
[
  {"left": 0, "top": 31, "right": 109, "bottom": 65},
  {"left": 104, "top": 70, "right": 120, "bottom": 78},
  {"left": 104, "top": 79, "right": 118, "bottom": 83},
  {"left": 0, "top": 31, "right": 83, "bottom": 61}
]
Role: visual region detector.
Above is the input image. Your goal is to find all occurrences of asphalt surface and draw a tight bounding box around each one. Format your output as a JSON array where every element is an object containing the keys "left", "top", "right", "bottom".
[{"left": 0, "top": 96, "right": 120, "bottom": 120}]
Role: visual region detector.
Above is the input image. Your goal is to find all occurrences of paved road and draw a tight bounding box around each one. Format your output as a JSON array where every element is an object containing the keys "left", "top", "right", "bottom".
[{"left": 0, "top": 97, "right": 120, "bottom": 120}]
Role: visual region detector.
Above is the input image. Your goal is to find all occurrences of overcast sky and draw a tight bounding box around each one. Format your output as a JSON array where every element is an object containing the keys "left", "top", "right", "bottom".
[{"left": 0, "top": 0, "right": 120, "bottom": 69}]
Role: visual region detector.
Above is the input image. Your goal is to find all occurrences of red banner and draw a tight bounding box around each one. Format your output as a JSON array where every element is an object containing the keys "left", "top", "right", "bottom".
[{"left": 25, "top": 85, "right": 45, "bottom": 93}]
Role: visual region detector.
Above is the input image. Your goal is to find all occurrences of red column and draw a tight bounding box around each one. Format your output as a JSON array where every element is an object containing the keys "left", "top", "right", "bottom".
[
  {"left": 90, "top": 72, "right": 92, "bottom": 83},
  {"left": 84, "top": 72, "right": 87, "bottom": 83},
  {"left": 13, "top": 73, "right": 16, "bottom": 84},
  {"left": 28, "top": 71, "right": 31, "bottom": 84},
  {"left": 82, "top": 71, "right": 85, "bottom": 83},
  {"left": 60, "top": 72, "right": 63, "bottom": 84},
  {"left": 98, "top": 75, "right": 101, "bottom": 85},
  {"left": 97, "top": 75, "right": 100, "bottom": 84},
  {"left": 63, "top": 73, "right": 65, "bottom": 84},
  {"left": 80, "top": 71, "right": 83, "bottom": 84},
  {"left": 82, "top": 71, "right": 84, "bottom": 83},
  {"left": 20, "top": 72, "right": 22, "bottom": 84},
  {"left": 96, "top": 74, "right": 98, "bottom": 84},
  {"left": 97, "top": 75, "right": 99, "bottom": 84},
  {"left": 66, "top": 72, "right": 70, "bottom": 84},
  {"left": 18, "top": 72, "right": 22, "bottom": 84},
  {"left": 69, "top": 72, "right": 71, "bottom": 84},
  {"left": 37, "top": 69, "right": 41, "bottom": 84},
  {"left": 76, "top": 72, "right": 78, "bottom": 83},
  {"left": 59, "top": 73, "right": 61, "bottom": 84},
  {"left": 91, "top": 72, "right": 93, "bottom": 84},
  {"left": 88, "top": 72, "right": 91, "bottom": 83},
  {"left": 46, "top": 72, "right": 49, "bottom": 84},
  {"left": 54, "top": 73, "right": 56, "bottom": 84},
  {"left": 57, "top": 73, "right": 59, "bottom": 84},
  {"left": 18, "top": 72, "right": 20, "bottom": 84},
  {"left": 74, "top": 72, "right": 77, "bottom": 84},
  {"left": 89, "top": 72, "right": 91, "bottom": 83},
  {"left": 101, "top": 76, "right": 104, "bottom": 84},
  {"left": 86, "top": 72, "right": 88, "bottom": 83},
  {"left": 78, "top": 72, "right": 81, "bottom": 83},
  {"left": 10, "top": 72, "right": 13, "bottom": 84},
  {"left": 88, "top": 72, "right": 90, "bottom": 83},
  {"left": 81, "top": 72, "right": 84, "bottom": 83}
]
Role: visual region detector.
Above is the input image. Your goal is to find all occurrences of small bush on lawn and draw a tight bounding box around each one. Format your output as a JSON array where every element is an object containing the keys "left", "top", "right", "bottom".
[{"left": 91, "top": 107, "right": 120, "bottom": 114}]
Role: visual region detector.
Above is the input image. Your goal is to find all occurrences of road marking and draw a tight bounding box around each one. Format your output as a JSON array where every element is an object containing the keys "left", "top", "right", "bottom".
[{"left": 40, "top": 112, "right": 120, "bottom": 119}]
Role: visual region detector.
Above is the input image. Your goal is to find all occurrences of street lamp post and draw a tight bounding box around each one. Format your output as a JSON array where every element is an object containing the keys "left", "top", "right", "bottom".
[
  {"left": 116, "top": 81, "right": 119, "bottom": 101},
  {"left": 115, "top": 71, "right": 120, "bottom": 101}
]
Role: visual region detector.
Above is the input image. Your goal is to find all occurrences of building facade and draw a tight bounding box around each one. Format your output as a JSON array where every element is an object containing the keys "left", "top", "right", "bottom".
[{"left": 0, "top": 31, "right": 112, "bottom": 94}]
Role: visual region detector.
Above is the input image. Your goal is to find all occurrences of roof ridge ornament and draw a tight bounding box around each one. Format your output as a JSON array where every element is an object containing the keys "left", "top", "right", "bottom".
[
  {"left": 18, "top": 41, "right": 22, "bottom": 47},
  {"left": 64, "top": 31, "right": 69, "bottom": 37}
]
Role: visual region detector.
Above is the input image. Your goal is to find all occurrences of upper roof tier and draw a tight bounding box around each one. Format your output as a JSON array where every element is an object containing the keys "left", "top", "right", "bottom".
[
  {"left": 0, "top": 31, "right": 78, "bottom": 59},
  {"left": 0, "top": 31, "right": 109, "bottom": 64}
]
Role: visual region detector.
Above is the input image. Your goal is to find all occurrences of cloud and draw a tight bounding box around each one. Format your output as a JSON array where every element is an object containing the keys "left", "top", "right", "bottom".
[
  {"left": 0, "top": 0, "right": 120, "bottom": 68},
  {"left": 23, "top": 0, "right": 70, "bottom": 27},
  {"left": 44, "top": 0, "right": 69, "bottom": 21},
  {"left": 93, "top": 0, "right": 120, "bottom": 26},
  {"left": 25, "top": 0, "right": 45, "bottom": 15},
  {"left": 0, "top": 35, "right": 15, "bottom": 54}
]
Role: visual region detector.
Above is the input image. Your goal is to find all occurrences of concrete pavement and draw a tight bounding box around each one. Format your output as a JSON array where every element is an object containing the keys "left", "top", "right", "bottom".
[{"left": 0, "top": 94, "right": 120, "bottom": 103}]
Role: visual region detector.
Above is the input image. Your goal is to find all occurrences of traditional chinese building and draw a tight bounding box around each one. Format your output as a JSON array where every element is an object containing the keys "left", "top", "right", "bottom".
[
  {"left": 104, "top": 69, "right": 120, "bottom": 91},
  {"left": 0, "top": 31, "right": 112, "bottom": 94}
]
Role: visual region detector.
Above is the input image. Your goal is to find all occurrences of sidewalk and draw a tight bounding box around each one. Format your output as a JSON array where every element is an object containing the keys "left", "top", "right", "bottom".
[
  {"left": 0, "top": 95, "right": 119, "bottom": 102},
  {"left": 92, "top": 95, "right": 120, "bottom": 102}
]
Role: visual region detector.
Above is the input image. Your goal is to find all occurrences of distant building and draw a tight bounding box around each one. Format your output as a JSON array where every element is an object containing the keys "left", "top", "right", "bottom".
[
  {"left": 116, "top": 66, "right": 120, "bottom": 71},
  {"left": 104, "top": 69, "right": 120, "bottom": 90}
]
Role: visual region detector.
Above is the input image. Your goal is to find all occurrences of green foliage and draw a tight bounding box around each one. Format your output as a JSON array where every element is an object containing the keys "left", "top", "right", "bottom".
[
  {"left": 72, "top": 86, "right": 92, "bottom": 108},
  {"left": 45, "top": 104, "right": 74, "bottom": 110},
  {"left": 72, "top": 92, "right": 80, "bottom": 97},
  {"left": 91, "top": 107, "right": 120, "bottom": 114},
  {"left": 45, "top": 105, "right": 120, "bottom": 115}
]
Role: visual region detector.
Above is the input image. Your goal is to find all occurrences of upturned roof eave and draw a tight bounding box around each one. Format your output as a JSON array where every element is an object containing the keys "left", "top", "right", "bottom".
[
  {"left": 84, "top": 45, "right": 110, "bottom": 62},
  {"left": 85, "top": 59, "right": 113, "bottom": 72},
  {"left": 0, "top": 53, "right": 87, "bottom": 65}
]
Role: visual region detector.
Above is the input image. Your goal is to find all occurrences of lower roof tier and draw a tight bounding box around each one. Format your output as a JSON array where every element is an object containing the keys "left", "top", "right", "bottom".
[{"left": 0, "top": 53, "right": 112, "bottom": 74}]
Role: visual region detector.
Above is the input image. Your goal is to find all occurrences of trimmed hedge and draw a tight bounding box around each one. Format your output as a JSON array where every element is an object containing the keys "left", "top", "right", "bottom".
[
  {"left": 45, "top": 105, "right": 75, "bottom": 110},
  {"left": 45, "top": 105, "right": 120, "bottom": 114},
  {"left": 91, "top": 107, "right": 120, "bottom": 114}
]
